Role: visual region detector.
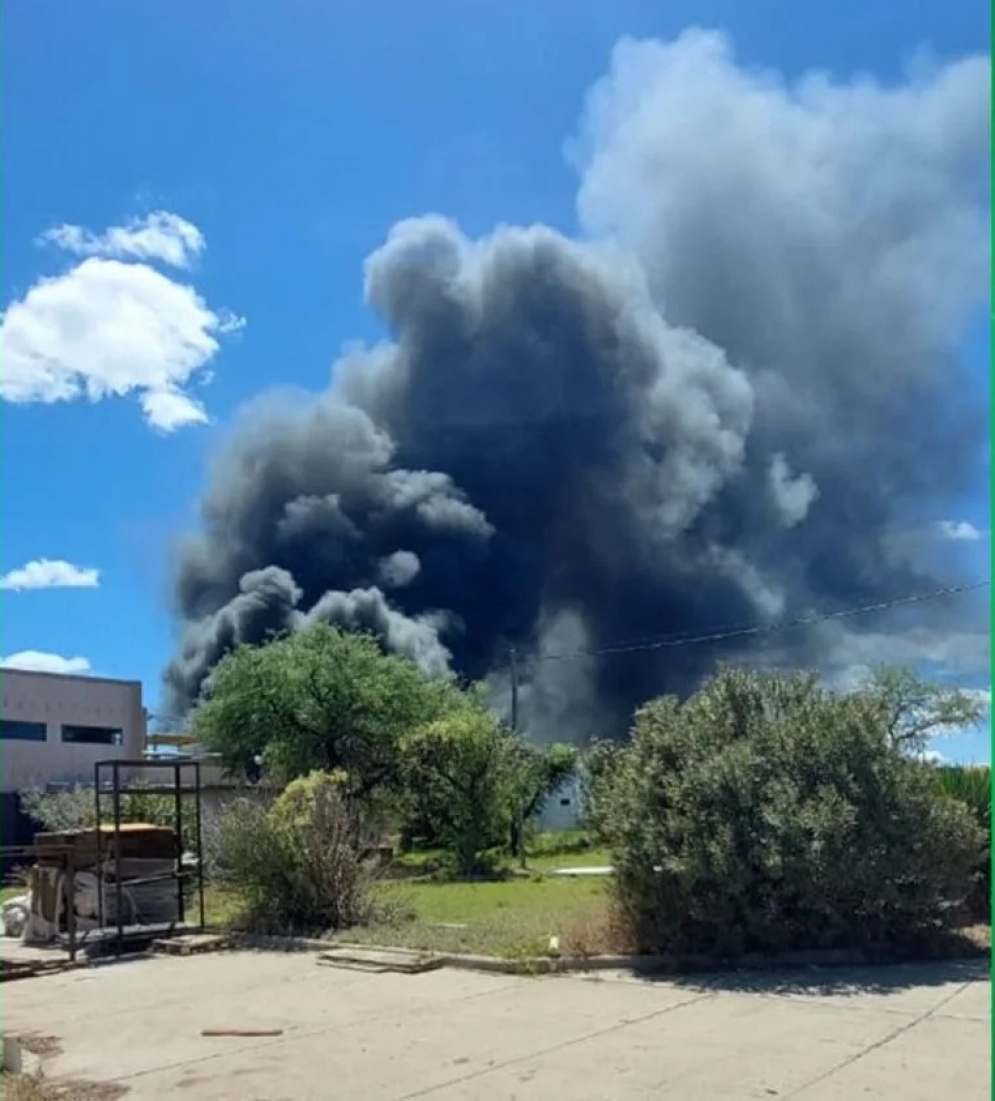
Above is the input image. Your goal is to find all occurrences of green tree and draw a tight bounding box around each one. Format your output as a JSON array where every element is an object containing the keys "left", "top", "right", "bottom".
[
  {"left": 191, "top": 623, "right": 469, "bottom": 797},
  {"left": 593, "top": 667, "right": 983, "bottom": 957},
  {"left": 506, "top": 742, "right": 579, "bottom": 858},
  {"left": 860, "top": 665, "right": 986, "bottom": 755},
  {"left": 398, "top": 710, "right": 518, "bottom": 876}
]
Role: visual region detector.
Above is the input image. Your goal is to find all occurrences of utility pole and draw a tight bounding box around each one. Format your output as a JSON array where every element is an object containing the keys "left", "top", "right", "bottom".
[
  {"left": 509, "top": 649, "right": 526, "bottom": 867},
  {"left": 509, "top": 648, "right": 519, "bottom": 732}
]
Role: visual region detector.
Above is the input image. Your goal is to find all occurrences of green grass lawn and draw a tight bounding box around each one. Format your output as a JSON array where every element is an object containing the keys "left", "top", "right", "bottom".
[
  {"left": 339, "top": 873, "right": 614, "bottom": 958},
  {"left": 343, "top": 833, "right": 615, "bottom": 957},
  {"left": 204, "top": 866, "right": 616, "bottom": 960},
  {"left": 526, "top": 847, "right": 611, "bottom": 871},
  {"left": 202, "top": 828, "right": 618, "bottom": 960}
]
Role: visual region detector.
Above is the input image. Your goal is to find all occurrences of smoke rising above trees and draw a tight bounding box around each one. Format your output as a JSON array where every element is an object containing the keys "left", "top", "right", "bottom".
[{"left": 164, "top": 31, "right": 990, "bottom": 739}]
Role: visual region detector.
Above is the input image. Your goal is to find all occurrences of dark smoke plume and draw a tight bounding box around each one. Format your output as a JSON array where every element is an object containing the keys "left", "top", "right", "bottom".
[{"left": 165, "top": 31, "right": 990, "bottom": 739}]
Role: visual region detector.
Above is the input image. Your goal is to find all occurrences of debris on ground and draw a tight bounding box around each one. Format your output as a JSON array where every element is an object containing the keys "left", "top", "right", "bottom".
[
  {"left": 3, "top": 895, "right": 30, "bottom": 939},
  {"left": 1, "top": 1071, "right": 126, "bottom": 1100},
  {"left": 200, "top": 1028, "right": 283, "bottom": 1038}
]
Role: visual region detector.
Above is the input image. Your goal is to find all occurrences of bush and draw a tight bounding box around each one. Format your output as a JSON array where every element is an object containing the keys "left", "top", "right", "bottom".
[
  {"left": 934, "top": 765, "right": 991, "bottom": 922},
  {"left": 206, "top": 771, "right": 382, "bottom": 934},
  {"left": 580, "top": 738, "right": 627, "bottom": 843},
  {"left": 20, "top": 782, "right": 198, "bottom": 850},
  {"left": 595, "top": 668, "right": 984, "bottom": 958}
]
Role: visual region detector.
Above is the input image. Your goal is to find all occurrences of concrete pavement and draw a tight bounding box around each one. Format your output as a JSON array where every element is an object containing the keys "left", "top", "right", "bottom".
[{"left": 2, "top": 950, "right": 988, "bottom": 1099}]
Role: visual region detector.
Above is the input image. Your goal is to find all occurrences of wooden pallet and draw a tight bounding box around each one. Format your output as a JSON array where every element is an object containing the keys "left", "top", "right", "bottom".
[
  {"left": 152, "top": 933, "right": 231, "bottom": 957},
  {"left": 0, "top": 957, "right": 88, "bottom": 983},
  {"left": 317, "top": 947, "right": 443, "bottom": 975}
]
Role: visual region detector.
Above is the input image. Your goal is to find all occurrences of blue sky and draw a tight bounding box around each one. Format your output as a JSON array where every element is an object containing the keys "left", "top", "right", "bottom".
[{"left": 1, "top": 1, "right": 990, "bottom": 759}]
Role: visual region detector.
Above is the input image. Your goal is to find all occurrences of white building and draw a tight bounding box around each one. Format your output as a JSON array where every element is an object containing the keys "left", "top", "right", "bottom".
[{"left": 0, "top": 668, "right": 146, "bottom": 794}]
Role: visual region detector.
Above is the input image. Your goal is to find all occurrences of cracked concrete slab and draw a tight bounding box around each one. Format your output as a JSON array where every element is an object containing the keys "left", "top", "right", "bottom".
[{"left": 2, "top": 952, "right": 988, "bottom": 1099}]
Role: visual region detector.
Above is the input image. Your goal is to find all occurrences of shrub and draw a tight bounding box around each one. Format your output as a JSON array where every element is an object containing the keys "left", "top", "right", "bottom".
[
  {"left": 596, "top": 668, "right": 984, "bottom": 958},
  {"left": 206, "top": 771, "right": 382, "bottom": 934},
  {"left": 527, "top": 829, "right": 596, "bottom": 859},
  {"left": 20, "top": 782, "right": 198, "bottom": 850},
  {"left": 580, "top": 738, "right": 627, "bottom": 843}
]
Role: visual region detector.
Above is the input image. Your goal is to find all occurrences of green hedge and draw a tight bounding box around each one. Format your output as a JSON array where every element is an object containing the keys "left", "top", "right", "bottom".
[{"left": 593, "top": 670, "right": 985, "bottom": 957}]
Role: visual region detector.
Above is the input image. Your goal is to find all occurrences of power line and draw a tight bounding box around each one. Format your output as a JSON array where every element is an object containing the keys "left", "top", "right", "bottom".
[
  {"left": 147, "top": 579, "right": 988, "bottom": 721},
  {"left": 530, "top": 579, "right": 990, "bottom": 665}
]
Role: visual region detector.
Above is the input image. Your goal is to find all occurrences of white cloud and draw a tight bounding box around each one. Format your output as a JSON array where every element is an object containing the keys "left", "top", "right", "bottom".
[
  {"left": 820, "top": 623, "right": 991, "bottom": 683},
  {"left": 0, "top": 558, "right": 100, "bottom": 591},
  {"left": 767, "top": 453, "right": 819, "bottom": 528},
  {"left": 0, "top": 650, "right": 91, "bottom": 674},
  {"left": 0, "top": 215, "right": 245, "bottom": 431},
  {"left": 38, "top": 211, "right": 204, "bottom": 269},
  {"left": 937, "top": 520, "right": 983, "bottom": 541},
  {"left": 919, "top": 749, "right": 948, "bottom": 765},
  {"left": 140, "top": 388, "right": 209, "bottom": 431},
  {"left": 747, "top": 619, "right": 991, "bottom": 702}
]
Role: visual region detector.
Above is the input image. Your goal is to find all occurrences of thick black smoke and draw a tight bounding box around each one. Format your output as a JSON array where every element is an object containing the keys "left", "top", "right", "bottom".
[{"left": 165, "top": 32, "right": 990, "bottom": 739}]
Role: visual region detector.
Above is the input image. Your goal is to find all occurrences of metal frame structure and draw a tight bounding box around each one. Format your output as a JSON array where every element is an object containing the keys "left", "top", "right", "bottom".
[
  {"left": 93, "top": 758, "right": 205, "bottom": 957},
  {"left": 0, "top": 841, "right": 81, "bottom": 973}
]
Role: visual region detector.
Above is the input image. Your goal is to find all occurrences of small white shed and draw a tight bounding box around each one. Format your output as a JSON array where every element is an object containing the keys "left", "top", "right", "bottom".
[{"left": 536, "top": 774, "right": 584, "bottom": 832}]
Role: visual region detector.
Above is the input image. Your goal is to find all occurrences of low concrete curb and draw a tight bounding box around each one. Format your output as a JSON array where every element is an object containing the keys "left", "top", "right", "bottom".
[
  {"left": 220, "top": 931, "right": 988, "bottom": 978},
  {"left": 1, "top": 1035, "right": 43, "bottom": 1077}
]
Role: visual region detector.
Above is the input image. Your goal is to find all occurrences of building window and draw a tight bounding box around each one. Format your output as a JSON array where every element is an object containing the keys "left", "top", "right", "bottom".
[
  {"left": 60, "top": 725, "right": 122, "bottom": 746},
  {"left": 0, "top": 719, "right": 47, "bottom": 742}
]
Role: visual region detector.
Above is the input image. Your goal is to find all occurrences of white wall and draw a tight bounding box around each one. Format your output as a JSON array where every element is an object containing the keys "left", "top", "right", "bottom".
[
  {"left": 537, "top": 775, "right": 584, "bottom": 832},
  {"left": 0, "top": 669, "right": 145, "bottom": 793}
]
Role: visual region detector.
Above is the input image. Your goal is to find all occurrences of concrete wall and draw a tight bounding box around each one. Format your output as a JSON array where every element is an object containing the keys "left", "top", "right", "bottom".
[
  {"left": 0, "top": 669, "right": 145, "bottom": 793},
  {"left": 135, "top": 759, "right": 265, "bottom": 822}
]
